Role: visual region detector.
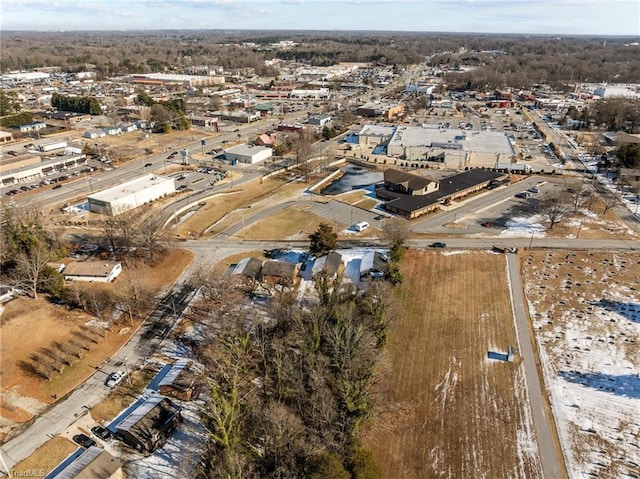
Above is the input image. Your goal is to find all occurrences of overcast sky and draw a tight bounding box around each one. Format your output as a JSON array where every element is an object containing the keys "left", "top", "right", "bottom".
[{"left": 1, "top": 0, "right": 639, "bottom": 36}]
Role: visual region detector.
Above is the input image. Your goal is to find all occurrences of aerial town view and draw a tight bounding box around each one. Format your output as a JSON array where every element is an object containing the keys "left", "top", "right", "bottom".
[{"left": 0, "top": 1, "right": 638, "bottom": 478}]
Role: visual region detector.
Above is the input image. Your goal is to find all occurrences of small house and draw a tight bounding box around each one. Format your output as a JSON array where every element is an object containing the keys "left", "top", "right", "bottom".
[
  {"left": 261, "top": 260, "right": 300, "bottom": 286},
  {"left": 359, "top": 251, "right": 388, "bottom": 280},
  {"left": 115, "top": 396, "right": 182, "bottom": 453},
  {"left": 311, "top": 251, "right": 343, "bottom": 280},
  {"left": 229, "top": 257, "right": 263, "bottom": 286},
  {"left": 63, "top": 261, "right": 122, "bottom": 283},
  {"left": 158, "top": 359, "right": 202, "bottom": 401},
  {"left": 47, "top": 446, "right": 122, "bottom": 479}
]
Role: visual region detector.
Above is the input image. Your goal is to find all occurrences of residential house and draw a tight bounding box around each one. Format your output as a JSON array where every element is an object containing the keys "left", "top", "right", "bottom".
[
  {"left": 63, "top": 261, "right": 122, "bottom": 283},
  {"left": 115, "top": 396, "right": 182, "bottom": 453},
  {"left": 254, "top": 133, "right": 277, "bottom": 147},
  {"left": 229, "top": 257, "right": 263, "bottom": 287},
  {"left": 311, "top": 251, "right": 343, "bottom": 280},
  {"left": 47, "top": 447, "right": 122, "bottom": 479},
  {"left": 261, "top": 260, "right": 300, "bottom": 286},
  {"left": 158, "top": 359, "right": 202, "bottom": 401},
  {"left": 359, "top": 251, "right": 388, "bottom": 280}
]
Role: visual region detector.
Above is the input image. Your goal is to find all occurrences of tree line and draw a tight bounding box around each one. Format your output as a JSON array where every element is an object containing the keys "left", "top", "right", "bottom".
[{"left": 51, "top": 92, "right": 103, "bottom": 115}]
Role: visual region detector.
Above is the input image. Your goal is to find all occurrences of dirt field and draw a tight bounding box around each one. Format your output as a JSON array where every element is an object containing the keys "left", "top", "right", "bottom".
[
  {"left": 521, "top": 251, "right": 640, "bottom": 478},
  {"left": 362, "top": 250, "right": 542, "bottom": 478},
  {"left": 0, "top": 248, "right": 193, "bottom": 440}
]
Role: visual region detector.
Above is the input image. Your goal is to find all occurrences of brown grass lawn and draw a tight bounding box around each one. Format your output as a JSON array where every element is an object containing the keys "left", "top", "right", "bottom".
[
  {"left": 11, "top": 436, "right": 77, "bottom": 477},
  {"left": 362, "top": 250, "right": 541, "bottom": 478},
  {"left": 0, "top": 248, "right": 193, "bottom": 428},
  {"left": 175, "top": 177, "right": 290, "bottom": 237},
  {"left": 241, "top": 206, "right": 344, "bottom": 241},
  {"left": 90, "top": 366, "right": 158, "bottom": 423}
]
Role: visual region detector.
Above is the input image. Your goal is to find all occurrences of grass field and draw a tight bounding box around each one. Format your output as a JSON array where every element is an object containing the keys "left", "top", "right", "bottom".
[
  {"left": 10, "top": 436, "right": 77, "bottom": 477},
  {"left": 240, "top": 206, "right": 344, "bottom": 241},
  {"left": 90, "top": 366, "right": 158, "bottom": 423},
  {"left": 362, "top": 249, "right": 542, "bottom": 478}
]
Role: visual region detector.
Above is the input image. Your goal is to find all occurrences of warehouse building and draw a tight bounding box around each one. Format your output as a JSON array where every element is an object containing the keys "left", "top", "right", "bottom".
[
  {"left": 224, "top": 144, "right": 272, "bottom": 164},
  {"left": 87, "top": 174, "right": 175, "bottom": 216}
]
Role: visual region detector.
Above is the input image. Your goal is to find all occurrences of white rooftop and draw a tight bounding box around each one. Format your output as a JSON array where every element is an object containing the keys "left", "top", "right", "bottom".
[
  {"left": 224, "top": 144, "right": 272, "bottom": 156},
  {"left": 88, "top": 174, "right": 174, "bottom": 203},
  {"left": 389, "top": 125, "right": 514, "bottom": 154}
]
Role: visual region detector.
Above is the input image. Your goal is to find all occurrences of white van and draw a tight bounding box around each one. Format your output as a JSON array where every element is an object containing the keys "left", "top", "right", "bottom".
[{"left": 354, "top": 221, "right": 369, "bottom": 232}]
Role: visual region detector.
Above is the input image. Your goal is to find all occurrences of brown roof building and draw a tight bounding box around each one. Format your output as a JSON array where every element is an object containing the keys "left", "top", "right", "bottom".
[{"left": 261, "top": 260, "right": 300, "bottom": 286}]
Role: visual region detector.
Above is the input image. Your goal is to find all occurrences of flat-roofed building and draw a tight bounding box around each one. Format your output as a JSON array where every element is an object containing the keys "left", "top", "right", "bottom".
[
  {"left": 87, "top": 174, "right": 175, "bottom": 216},
  {"left": 386, "top": 125, "right": 515, "bottom": 167},
  {"left": 0, "top": 153, "right": 86, "bottom": 186},
  {"left": 63, "top": 261, "right": 122, "bottom": 283},
  {"left": 357, "top": 101, "right": 404, "bottom": 120},
  {"left": 224, "top": 144, "right": 272, "bottom": 164},
  {"left": 129, "top": 73, "right": 225, "bottom": 87}
]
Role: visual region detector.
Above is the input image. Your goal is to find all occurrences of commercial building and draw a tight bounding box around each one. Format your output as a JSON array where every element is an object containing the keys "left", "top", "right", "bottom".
[
  {"left": 357, "top": 101, "right": 405, "bottom": 120},
  {"left": 224, "top": 144, "right": 272, "bottom": 164},
  {"left": 128, "top": 73, "right": 225, "bottom": 88},
  {"left": 87, "top": 174, "right": 175, "bottom": 216},
  {"left": 0, "top": 153, "right": 87, "bottom": 186},
  {"left": 385, "top": 125, "right": 516, "bottom": 168}
]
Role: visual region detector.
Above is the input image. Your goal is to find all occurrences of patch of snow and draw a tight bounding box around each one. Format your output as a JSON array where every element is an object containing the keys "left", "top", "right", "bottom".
[{"left": 499, "top": 215, "right": 546, "bottom": 238}]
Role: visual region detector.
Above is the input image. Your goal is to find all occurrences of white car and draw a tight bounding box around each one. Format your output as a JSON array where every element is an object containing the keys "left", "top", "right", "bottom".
[{"left": 105, "top": 371, "right": 125, "bottom": 388}]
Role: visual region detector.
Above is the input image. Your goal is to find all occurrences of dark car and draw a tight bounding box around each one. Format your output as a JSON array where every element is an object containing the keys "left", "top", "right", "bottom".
[
  {"left": 91, "top": 425, "right": 112, "bottom": 441},
  {"left": 430, "top": 242, "right": 446, "bottom": 248},
  {"left": 144, "top": 162, "right": 153, "bottom": 167},
  {"left": 481, "top": 221, "right": 494, "bottom": 227},
  {"left": 73, "top": 434, "right": 96, "bottom": 448},
  {"left": 5, "top": 189, "right": 19, "bottom": 196},
  {"left": 52, "top": 184, "right": 63, "bottom": 189}
]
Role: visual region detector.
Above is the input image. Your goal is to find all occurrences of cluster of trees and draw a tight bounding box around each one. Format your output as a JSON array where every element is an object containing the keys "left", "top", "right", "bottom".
[
  {"left": 0, "top": 90, "right": 22, "bottom": 116},
  {"left": 190, "top": 269, "right": 396, "bottom": 478},
  {"left": 2, "top": 31, "right": 638, "bottom": 88},
  {"left": 0, "top": 111, "right": 33, "bottom": 128},
  {"left": 616, "top": 144, "right": 640, "bottom": 168},
  {"left": 136, "top": 90, "right": 190, "bottom": 132},
  {"left": 567, "top": 98, "right": 640, "bottom": 134},
  {"left": 0, "top": 205, "right": 160, "bottom": 319},
  {"left": 19, "top": 325, "right": 106, "bottom": 381},
  {"left": 182, "top": 222, "right": 409, "bottom": 478},
  {"left": 51, "top": 92, "right": 103, "bottom": 115}
]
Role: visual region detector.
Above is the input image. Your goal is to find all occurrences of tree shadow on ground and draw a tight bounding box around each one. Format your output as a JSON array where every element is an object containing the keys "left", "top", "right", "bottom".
[{"left": 559, "top": 370, "right": 640, "bottom": 399}]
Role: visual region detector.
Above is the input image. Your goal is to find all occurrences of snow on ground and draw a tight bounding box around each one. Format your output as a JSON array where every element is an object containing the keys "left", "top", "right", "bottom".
[
  {"left": 499, "top": 215, "right": 547, "bottom": 238},
  {"left": 523, "top": 252, "right": 640, "bottom": 479},
  {"left": 121, "top": 398, "right": 207, "bottom": 479}
]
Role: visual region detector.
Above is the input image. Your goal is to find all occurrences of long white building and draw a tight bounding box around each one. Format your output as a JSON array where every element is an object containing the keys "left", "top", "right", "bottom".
[{"left": 88, "top": 174, "right": 175, "bottom": 216}]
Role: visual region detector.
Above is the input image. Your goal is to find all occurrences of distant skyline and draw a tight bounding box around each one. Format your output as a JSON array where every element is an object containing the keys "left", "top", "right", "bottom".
[{"left": 1, "top": 0, "right": 639, "bottom": 36}]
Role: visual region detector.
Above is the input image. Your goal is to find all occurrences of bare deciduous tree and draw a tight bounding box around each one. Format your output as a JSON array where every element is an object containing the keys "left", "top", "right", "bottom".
[
  {"left": 540, "top": 192, "right": 571, "bottom": 230},
  {"left": 15, "top": 241, "right": 52, "bottom": 299}
]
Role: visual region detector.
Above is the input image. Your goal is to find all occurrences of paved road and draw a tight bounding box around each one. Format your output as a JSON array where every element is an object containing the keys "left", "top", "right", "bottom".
[{"left": 506, "top": 253, "right": 566, "bottom": 479}]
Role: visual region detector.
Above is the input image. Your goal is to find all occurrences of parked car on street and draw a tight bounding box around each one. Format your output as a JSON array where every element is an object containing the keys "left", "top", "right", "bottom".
[{"left": 105, "top": 371, "right": 125, "bottom": 388}]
